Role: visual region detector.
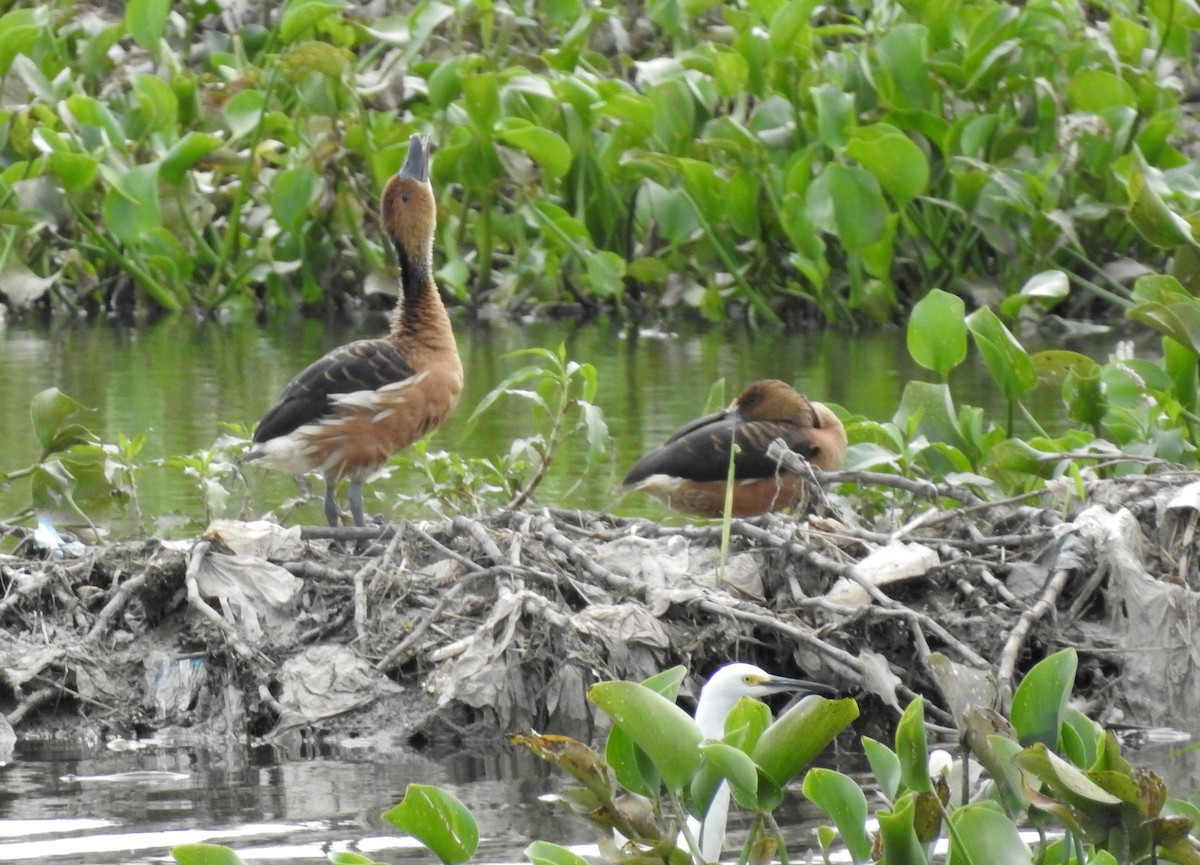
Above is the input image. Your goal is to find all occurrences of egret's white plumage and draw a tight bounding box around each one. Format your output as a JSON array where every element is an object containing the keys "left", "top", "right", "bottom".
[{"left": 690, "top": 663, "right": 837, "bottom": 863}]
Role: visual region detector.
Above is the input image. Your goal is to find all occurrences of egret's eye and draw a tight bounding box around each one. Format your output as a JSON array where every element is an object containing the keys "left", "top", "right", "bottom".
[{"left": 743, "top": 675, "right": 754, "bottom": 684}]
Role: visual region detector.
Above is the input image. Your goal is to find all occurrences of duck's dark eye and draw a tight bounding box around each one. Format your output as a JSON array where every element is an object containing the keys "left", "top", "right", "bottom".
[{"left": 401, "top": 192, "right": 410, "bottom": 202}]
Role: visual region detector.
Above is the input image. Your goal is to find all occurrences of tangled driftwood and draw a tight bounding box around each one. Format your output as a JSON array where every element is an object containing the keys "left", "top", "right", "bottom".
[{"left": 1, "top": 461, "right": 1198, "bottom": 748}]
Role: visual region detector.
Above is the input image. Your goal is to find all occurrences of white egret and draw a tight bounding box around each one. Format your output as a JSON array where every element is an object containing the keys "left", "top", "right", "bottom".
[{"left": 690, "top": 663, "right": 838, "bottom": 864}]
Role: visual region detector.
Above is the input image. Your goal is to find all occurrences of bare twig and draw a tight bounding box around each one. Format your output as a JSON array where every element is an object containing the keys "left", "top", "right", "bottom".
[{"left": 997, "top": 567, "right": 1074, "bottom": 696}]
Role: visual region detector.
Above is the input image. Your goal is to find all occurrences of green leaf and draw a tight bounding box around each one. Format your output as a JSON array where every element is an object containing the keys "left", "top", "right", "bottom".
[
  {"left": 160, "top": 132, "right": 223, "bottom": 184},
  {"left": 802, "top": 768, "right": 873, "bottom": 863},
  {"left": 589, "top": 680, "right": 704, "bottom": 793},
  {"left": 382, "top": 784, "right": 479, "bottom": 865},
  {"left": 270, "top": 165, "right": 320, "bottom": 234},
  {"left": 1029, "top": 350, "right": 1097, "bottom": 388},
  {"left": 1068, "top": 69, "right": 1136, "bottom": 113},
  {"left": 875, "top": 23, "right": 931, "bottom": 111},
  {"left": 125, "top": 0, "right": 170, "bottom": 49},
  {"left": 170, "top": 843, "right": 249, "bottom": 865},
  {"left": 965, "top": 307, "right": 1038, "bottom": 402},
  {"left": 907, "top": 289, "right": 967, "bottom": 380},
  {"left": 806, "top": 163, "right": 888, "bottom": 251},
  {"left": 1127, "top": 149, "right": 1198, "bottom": 249},
  {"left": 224, "top": 89, "right": 265, "bottom": 140},
  {"left": 1010, "top": 648, "right": 1076, "bottom": 748},
  {"left": 751, "top": 696, "right": 858, "bottom": 786},
  {"left": 31, "top": 388, "right": 91, "bottom": 456},
  {"left": 946, "top": 803, "right": 1033, "bottom": 865},
  {"left": 281, "top": 39, "right": 351, "bottom": 78},
  {"left": 279, "top": 0, "right": 346, "bottom": 44},
  {"left": 102, "top": 163, "right": 163, "bottom": 246},
  {"left": 875, "top": 794, "right": 928, "bottom": 865},
  {"left": 328, "top": 853, "right": 382, "bottom": 864},
  {"left": 47, "top": 151, "right": 98, "bottom": 194},
  {"left": 495, "top": 119, "right": 572, "bottom": 178},
  {"left": 895, "top": 698, "right": 931, "bottom": 793},
  {"left": 700, "top": 742, "right": 759, "bottom": 809},
  {"left": 862, "top": 736, "right": 901, "bottom": 801},
  {"left": 846, "top": 125, "right": 930, "bottom": 205},
  {"left": 893, "top": 380, "right": 971, "bottom": 456},
  {"left": 133, "top": 73, "right": 178, "bottom": 133},
  {"left": 525, "top": 841, "right": 592, "bottom": 865}
]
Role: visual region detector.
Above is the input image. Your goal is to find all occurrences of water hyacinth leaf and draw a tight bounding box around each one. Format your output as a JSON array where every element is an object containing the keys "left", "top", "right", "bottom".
[
  {"left": 133, "top": 73, "right": 178, "bottom": 133},
  {"left": 46, "top": 151, "right": 98, "bottom": 193},
  {"left": 894, "top": 381, "right": 970, "bottom": 455},
  {"left": 1010, "top": 648, "right": 1076, "bottom": 748},
  {"left": 279, "top": 0, "right": 346, "bottom": 44},
  {"left": 463, "top": 73, "right": 501, "bottom": 134},
  {"left": 508, "top": 732, "right": 613, "bottom": 801},
  {"left": 600, "top": 665, "right": 685, "bottom": 795},
  {"left": 282, "top": 39, "right": 351, "bottom": 79},
  {"left": 802, "top": 768, "right": 873, "bottom": 863},
  {"left": 125, "top": 0, "right": 170, "bottom": 49},
  {"left": 875, "top": 794, "right": 927, "bottom": 865},
  {"left": 224, "top": 89, "right": 265, "bottom": 140},
  {"left": 31, "top": 388, "right": 92, "bottom": 456},
  {"left": 1014, "top": 743, "right": 1124, "bottom": 823},
  {"left": 689, "top": 697, "right": 772, "bottom": 818},
  {"left": 1067, "top": 69, "right": 1136, "bottom": 113},
  {"left": 102, "top": 162, "right": 163, "bottom": 246},
  {"left": 160, "top": 132, "right": 223, "bottom": 184},
  {"left": 0, "top": 22, "right": 41, "bottom": 77},
  {"left": 862, "top": 736, "right": 901, "bottom": 801},
  {"left": 270, "top": 165, "right": 320, "bottom": 235},
  {"left": 699, "top": 742, "right": 759, "bottom": 808},
  {"left": 1029, "top": 350, "right": 1097, "bottom": 387},
  {"left": 874, "top": 23, "right": 931, "bottom": 110},
  {"left": 382, "top": 784, "right": 479, "bottom": 865},
  {"left": 328, "top": 853, "right": 385, "bottom": 865},
  {"left": 1163, "top": 336, "right": 1198, "bottom": 412},
  {"left": 583, "top": 250, "right": 625, "bottom": 297},
  {"left": 946, "top": 803, "right": 1034, "bottom": 865},
  {"left": 525, "top": 841, "right": 592, "bottom": 865},
  {"left": 907, "top": 288, "right": 966, "bottom": 380},
  {"left": 752, "top": 696, "right": 858, "bottom": 786},
  {"left": 895, "top": 697, "right": 931, "bottom": 793},
  {"left": 806, "top": 163, "right": 887, "bottom": 251},
  {"left": 1127, "top": 151, "right": 1198, "bottom": 249},
  {"left": 965, "top": 307, "right": 1037, "bottom": 401},
  {"left": 1065, "top": 367, "right": 1107, "bottom": 428},
  {"left": 846, "top": 125, "right": 930, "bottom": 206},
  {"left": 724, "top": 695, "right": 772, "bottom": 748},
  {"left": 810, "top": 83, "right": 854, "bottom": 149},
  {"left": 170, "top": 844, "right": 249, "bottom": 865},
  {"left": 589, "top": 681, "right": 703, "bottom": 793},
  {"left": 1005, "top": 269, "right": 1070, "bottom": 316}
]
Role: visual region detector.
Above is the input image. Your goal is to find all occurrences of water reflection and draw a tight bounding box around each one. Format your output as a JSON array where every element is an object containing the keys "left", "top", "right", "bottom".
[
  {"left": 0, "top": 314, "right": 1097, "bottom": 534},
  {"left": 0, "top": 741, "right": 579, "bottom": 864}
]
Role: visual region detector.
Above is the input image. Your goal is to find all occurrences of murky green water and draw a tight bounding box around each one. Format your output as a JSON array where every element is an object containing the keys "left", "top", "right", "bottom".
[{"left": 0, "top": 312, "right": 1100, "bottom": 534}]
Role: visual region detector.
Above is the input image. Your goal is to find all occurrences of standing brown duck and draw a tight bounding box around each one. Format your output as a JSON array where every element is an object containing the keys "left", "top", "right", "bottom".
[
  {"left": 245, "top": 134, "right": 462, "bottom": 528},
  {"left": 617, "top": 379, "right": 846, "bottom": 518}
]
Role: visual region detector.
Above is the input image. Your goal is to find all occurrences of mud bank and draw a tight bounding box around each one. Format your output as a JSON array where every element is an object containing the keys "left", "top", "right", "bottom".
[{"left": 2, "top": 468, "right": 1198, "bottom": 754}]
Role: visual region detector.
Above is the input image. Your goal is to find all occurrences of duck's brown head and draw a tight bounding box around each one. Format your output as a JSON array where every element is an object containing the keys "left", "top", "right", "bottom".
[
  {"left": 733, "top": 379, "right": 816, "bottom": 425},
  {"left": 380, "top": 133, "right": 436, "bottom": 261}
]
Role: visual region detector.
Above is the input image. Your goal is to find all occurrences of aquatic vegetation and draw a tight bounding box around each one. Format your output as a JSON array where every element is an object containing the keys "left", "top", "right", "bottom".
[
  {"left": 169, "top": 650, "right": 1200, "bottom": 865},
  {"left": 2, "top": 0, "right": 1199, "bottom": 324}
]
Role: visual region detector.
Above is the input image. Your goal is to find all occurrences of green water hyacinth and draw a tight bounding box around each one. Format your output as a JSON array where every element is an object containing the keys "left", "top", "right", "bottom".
[{"left": 3, "top": 0, "right": 1200, "bottom": 323}]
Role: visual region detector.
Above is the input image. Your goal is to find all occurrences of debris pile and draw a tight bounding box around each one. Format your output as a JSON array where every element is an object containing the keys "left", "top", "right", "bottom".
[{"left": 2, "top": 467, "right": 1199, "bottom": 749}]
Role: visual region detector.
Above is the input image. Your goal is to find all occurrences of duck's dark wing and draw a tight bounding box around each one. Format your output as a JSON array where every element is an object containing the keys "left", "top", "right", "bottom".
[
  {"left": 623, "top": 419, "right": 819, "bottom": 485},
  {"left": 253, "top": 338, "right": 416, "bottom": 443}
]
